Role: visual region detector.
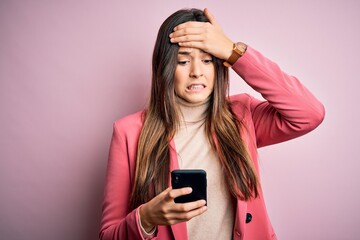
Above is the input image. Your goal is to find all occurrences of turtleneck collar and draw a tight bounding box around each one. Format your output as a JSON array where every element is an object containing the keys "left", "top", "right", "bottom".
[{"left": 176, "top": 96, "right": 210, "bottom": 124}]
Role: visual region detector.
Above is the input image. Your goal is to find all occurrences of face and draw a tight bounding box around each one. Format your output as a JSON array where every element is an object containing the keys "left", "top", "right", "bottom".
[{"left": 174, "top": 47, "right": 215, "bottom": 104}]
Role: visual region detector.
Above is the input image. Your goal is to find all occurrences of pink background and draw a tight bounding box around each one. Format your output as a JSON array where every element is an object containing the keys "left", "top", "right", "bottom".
[{"left": 1, "top": 1, "right": 359, "bottom": 239}]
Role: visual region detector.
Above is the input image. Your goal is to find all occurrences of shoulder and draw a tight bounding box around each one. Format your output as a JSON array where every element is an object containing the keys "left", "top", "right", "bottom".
[
  {"left": 113, "top": 111, "right": 144, "bottom": 137},
  {"left": 229, "top": 93, "right": 252, "bottom": 103},
  {"left": 228, "top": 93, "right": 261, "bottom": 131},
  {"left": 228, "top": 93, "right": 254, "bottom": 114}
]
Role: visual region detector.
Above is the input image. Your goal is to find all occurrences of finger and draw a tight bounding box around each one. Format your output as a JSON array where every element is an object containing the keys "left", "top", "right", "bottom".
[
  {"left": 204, "top": 8, "right": 218, "bottom": 26},
  {"left": 170, "top": 27, "right": 204, "bottom": 38},
  {"left": 174, "top": 21, "right": 207, "bottom": 31},
  {"left": 158, "top": 187, "right": 172, "bottom": 199},
  {"left": 170, "top": 205, "right": 208, "bottom": 222},
  {"left": 173, "top": 199, "right": 207, "bottom": 212},
  {"left": 158, "top": 200, "right": 207, "bottom": 225},
  {"left": 162, "top": 187, "right": 172, "bottom": 195},
  {"left": 170, "top": 35, "right": 205, "bottom": 44},
  {"left": 166, "top": 187, "right": 192, "bottom": 201}
]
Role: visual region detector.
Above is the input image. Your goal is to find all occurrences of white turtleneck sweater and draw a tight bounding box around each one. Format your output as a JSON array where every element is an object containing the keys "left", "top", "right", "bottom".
[{"left": 173, "top": 97, "right": 235, "bottom": 240}]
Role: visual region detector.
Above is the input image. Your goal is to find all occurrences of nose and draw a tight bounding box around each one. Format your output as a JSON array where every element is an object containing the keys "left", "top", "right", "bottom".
[{"left": 189, "top": 60, "right": 203, "bottom": 78}]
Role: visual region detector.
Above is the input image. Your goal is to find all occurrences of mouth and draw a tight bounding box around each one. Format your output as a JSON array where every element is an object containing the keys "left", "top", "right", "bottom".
[{"left": 187, "top": 84, "right": 205, "bottom": 90}]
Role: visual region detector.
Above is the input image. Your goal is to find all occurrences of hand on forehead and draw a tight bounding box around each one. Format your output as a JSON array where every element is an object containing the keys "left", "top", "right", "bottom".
[{"left": 169, "top": 8, "right": 233, "bottom": 60}]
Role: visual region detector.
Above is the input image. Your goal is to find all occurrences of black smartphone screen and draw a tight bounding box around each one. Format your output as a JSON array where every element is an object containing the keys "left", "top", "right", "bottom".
[{"left": 171, "top": 169, "right": 207, "bottom": 205}]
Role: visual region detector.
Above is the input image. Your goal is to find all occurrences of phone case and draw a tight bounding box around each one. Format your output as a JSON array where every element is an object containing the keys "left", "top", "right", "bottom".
[{"left": 171, "top": 169, "right": 207, "bottom": 205}]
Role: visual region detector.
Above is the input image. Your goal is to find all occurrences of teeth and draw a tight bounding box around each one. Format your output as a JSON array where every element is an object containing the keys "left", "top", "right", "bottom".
[{"left": 189, "top": 84, "right": 204, "bottom": 90}]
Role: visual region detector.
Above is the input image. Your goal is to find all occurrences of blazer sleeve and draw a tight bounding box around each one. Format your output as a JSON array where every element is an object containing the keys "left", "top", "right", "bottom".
[
  {"left": 99, "top": 121, "right": 154, "bottom": 240},
  {"left": 231, "top": 46, "right": 325, "bottom": 148}
]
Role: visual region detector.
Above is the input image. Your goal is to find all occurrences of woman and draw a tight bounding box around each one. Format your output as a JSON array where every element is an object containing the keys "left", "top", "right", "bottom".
[{"left": 99, "top": 8, "right": 325, "bottom": 240}]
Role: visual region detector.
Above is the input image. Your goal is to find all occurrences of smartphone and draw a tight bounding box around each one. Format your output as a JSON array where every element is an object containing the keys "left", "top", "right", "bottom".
[{"left": 171, "top": 169, "right": 207, "bottom": 205}]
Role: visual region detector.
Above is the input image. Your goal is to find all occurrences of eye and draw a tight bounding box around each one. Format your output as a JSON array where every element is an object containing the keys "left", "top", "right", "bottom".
[
  {"left": 177, "top": 60, "right": 189, "bottom": 66},
  {"left": 202, "top": 59, "right": 213, "bottom": 64}
]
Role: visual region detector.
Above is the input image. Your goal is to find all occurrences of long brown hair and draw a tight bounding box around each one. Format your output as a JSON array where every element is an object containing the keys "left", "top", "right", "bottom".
[{"left": 130, "top": 8, "right": 259, "bottom": 209}]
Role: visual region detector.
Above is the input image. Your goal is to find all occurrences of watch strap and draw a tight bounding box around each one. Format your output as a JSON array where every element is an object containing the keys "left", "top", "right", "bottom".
[{"left": 223, "top": 42, "right": 247, "bottom": 67}]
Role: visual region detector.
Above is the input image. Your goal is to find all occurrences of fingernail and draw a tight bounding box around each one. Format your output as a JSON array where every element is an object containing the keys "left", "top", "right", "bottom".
[{"left": 169, "top": 33, "right": 173, "bottom": 38}]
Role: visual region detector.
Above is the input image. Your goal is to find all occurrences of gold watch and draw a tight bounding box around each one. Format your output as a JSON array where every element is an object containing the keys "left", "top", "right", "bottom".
[{"left": 223, "top": 42, "right": 247, "bottom": 67}]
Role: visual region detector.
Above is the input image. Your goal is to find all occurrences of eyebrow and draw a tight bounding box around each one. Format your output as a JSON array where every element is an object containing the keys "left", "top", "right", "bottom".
[
  {"left": 178, "top": 51, "right": 191, "bottom": 55},
  {"left": 178, "top": 50, "right": 207, "bottom": 55}
]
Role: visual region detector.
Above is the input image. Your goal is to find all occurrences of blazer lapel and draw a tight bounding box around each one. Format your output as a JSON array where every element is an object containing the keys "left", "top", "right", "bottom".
[
  {"left": 234, "top": 200, "right": 247, "bottom": 239},
  {"left": 169, "top": 140, "right": 188, "bottom": 240}
]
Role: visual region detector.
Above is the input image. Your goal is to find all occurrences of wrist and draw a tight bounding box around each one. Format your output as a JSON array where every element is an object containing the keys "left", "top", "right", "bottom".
[
  {"left": 223, "top": 42, "right": 247, "bottom": 67},
  {"left": 223, "top": 39, "right": 235, "bottom": 61},
  {"left": 139, "top": 205, "right": 155, "bottom": 232}
]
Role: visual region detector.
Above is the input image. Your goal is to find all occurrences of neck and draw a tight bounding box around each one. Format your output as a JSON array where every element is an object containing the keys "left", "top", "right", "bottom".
[{"left": 176, "top": 97, "right": 210, "bottom": 123}]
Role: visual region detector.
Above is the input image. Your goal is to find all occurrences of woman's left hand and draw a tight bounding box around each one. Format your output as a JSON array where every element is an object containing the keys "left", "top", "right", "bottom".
[{"left": 169, "top": 8, "right": 234, "bottom": 61}]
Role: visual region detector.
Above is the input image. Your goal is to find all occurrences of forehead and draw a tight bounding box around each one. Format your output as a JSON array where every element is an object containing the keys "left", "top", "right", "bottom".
[{"left": 177, "top": 47, "right": 210, "bottom": 55}]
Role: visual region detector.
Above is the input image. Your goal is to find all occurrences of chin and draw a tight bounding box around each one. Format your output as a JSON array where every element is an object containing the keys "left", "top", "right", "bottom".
[{"left": 187, "top": 97, "right": 208, "bottom": 104}]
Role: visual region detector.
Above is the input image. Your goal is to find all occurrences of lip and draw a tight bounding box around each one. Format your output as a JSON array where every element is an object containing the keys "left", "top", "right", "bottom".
[{"left": 186, "top": 83, "right": 206, "bottom": 93}]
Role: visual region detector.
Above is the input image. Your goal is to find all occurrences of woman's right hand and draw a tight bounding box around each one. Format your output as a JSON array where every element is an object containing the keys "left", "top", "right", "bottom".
[{"left": 139, "top": 187, "right": 207, "bottom": 232}]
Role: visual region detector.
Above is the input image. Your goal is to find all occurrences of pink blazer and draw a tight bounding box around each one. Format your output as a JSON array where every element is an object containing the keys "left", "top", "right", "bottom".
[{"left": 99, "top": 47, "right": 325, "bottom": 240}]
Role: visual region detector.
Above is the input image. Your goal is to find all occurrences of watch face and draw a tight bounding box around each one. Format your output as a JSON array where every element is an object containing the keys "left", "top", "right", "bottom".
[{"left": 235, "top": 42, "right": 247, "bottom": 54}]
